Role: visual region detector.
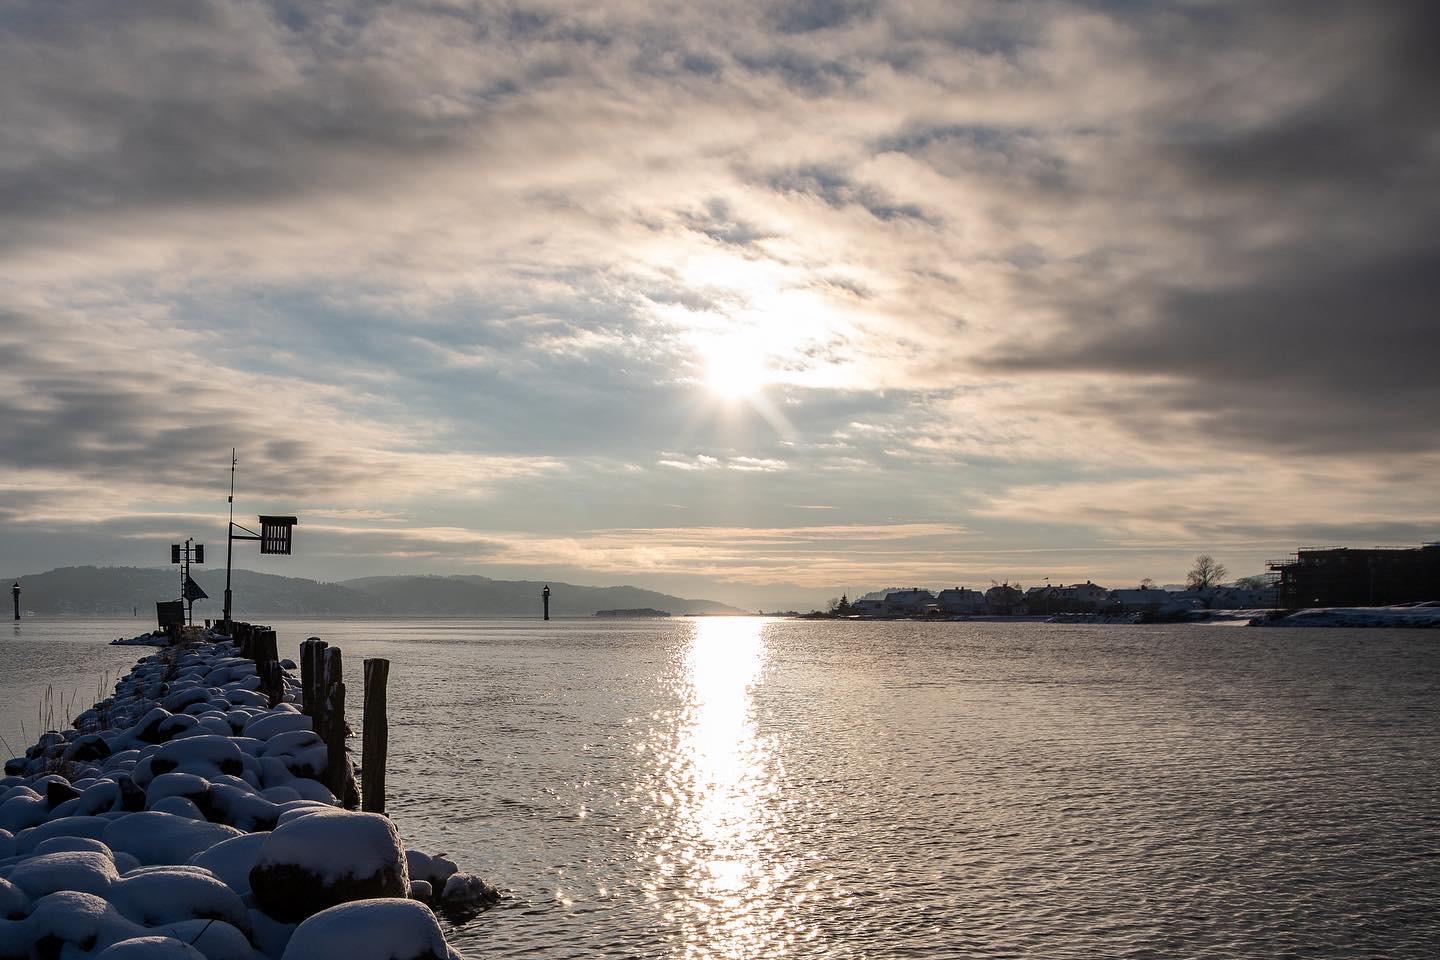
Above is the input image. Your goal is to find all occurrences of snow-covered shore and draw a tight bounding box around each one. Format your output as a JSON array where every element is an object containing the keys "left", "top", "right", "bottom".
[
  {"left": 1249, "top": 603, "right": 1440, "bottom": 628},
  {"left": 1, "top": 633, "right": 494, "bottom": 959}
]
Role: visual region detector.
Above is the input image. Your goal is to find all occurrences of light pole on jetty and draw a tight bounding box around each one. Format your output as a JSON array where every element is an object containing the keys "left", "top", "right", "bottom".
[
  {"left": 222, "top": 449, "right": 299, "bottom": 626},
  {"left": 542, "top": 584, "right": 550, "bottom": 621},
  {"left": 11, "top": 582, "right": 18, "bottom": 621}
]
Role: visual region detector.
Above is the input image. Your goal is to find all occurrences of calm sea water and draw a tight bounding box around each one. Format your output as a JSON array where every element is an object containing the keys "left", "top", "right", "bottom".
[{"left": 3, "top": 617, "right": 1438, "bottom": 959}]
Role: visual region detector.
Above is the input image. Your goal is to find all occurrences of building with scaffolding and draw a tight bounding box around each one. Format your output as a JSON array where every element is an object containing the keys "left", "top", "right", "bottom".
[{"left": 1268, "top": 543, "right": 1440, "bottom": 609}]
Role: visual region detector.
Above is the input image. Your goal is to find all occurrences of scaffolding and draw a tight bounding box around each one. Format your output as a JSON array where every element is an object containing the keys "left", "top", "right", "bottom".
[{"left": 1268, "top": 543, "right": 1440, "bottom": 609}]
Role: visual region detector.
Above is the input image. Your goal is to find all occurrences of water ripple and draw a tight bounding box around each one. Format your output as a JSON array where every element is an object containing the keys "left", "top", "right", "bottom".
[{"left": 15, "top": 616, "right": 1434, "bottom": 958}]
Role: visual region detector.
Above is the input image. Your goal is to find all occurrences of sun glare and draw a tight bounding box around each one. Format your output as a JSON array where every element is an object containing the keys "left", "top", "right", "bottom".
[{"left": 702, "top": 338, "right": 769, "bottom": 400}]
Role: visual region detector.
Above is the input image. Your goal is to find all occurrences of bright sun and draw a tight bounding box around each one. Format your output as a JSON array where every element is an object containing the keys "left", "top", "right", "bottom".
[{"left": 702, "top": 338, "right": 769, "bottom": 399}]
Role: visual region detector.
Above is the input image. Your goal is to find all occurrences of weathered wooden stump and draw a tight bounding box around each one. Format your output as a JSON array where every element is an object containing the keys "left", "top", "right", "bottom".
[{"left": 361, "top": 658, "right": 390, "bottom": 814}]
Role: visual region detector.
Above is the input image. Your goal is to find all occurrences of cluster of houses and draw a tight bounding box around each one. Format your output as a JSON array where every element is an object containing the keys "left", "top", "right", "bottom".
[{"left": 849, "top": 581, "right": 1275, "bottom": 618}]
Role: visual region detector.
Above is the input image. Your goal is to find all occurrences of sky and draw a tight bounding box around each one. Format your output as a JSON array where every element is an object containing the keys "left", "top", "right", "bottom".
[{"left": 2, "top": 0, "right": 1437, "bottom": 610}]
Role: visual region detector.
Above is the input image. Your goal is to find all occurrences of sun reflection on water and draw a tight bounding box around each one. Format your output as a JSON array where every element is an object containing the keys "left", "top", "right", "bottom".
[{"left": 669, "top": 616, "right": 790, "bottom": 959}]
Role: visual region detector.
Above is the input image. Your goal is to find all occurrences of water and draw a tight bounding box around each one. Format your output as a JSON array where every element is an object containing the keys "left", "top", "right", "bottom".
[{"left": 3, "top": 617, "right": 1438, "bottom": 958}]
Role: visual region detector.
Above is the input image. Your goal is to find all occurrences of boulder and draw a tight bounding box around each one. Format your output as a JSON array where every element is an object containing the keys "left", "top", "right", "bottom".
[
  {"left": 94, "top": 936, "right": 208, "bottom": 960},
  {"left": 281, "top": 898, "right": 455, "bottom": 960},
  {"left": 250, "top": 811, "right": 408, "bottom": 923},
  {"left": 102, "top": 811, "right": 243, "bottom": 865},
  {"left": 438, "top": 873, "right": 499, "bottom": 916},
  {"left": 8, "top": 850, "right": 119, "bottom": 898}
]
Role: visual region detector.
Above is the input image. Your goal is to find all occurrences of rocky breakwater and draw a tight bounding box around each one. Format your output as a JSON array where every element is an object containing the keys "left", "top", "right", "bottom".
[{"left": 0, "top": 636, "right": 497, "bottom": 959}]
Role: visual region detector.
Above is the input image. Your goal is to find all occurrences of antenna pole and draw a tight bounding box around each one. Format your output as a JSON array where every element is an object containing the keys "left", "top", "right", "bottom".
[{"left": 223, "top": 449, "right": 236, "bottom": 625}]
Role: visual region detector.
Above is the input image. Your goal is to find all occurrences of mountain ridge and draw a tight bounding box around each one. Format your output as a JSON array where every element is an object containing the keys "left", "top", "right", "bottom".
[{"left": 3, "top": 566, "right": 745, "bottom": 617}]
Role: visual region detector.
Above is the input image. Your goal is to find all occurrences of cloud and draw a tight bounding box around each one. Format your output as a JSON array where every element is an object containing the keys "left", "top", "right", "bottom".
[
  {"left": 1, "top": 0, "right": 1435, "bottom": 596},
  {"left": 975, "top": 0, "right": 1440, "bottom": 455},
  {"left": 0, "top": 306, "right": 562, "bottom": 525}
]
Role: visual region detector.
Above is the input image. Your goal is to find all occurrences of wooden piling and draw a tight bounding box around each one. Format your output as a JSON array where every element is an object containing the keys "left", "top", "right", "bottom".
[
  {"left": 324, "top": 677, "right": 354, "bottom": 807},
  {"left": 300, "top": 638, "right": 325, "bottom": 718},
  {"left": 323, "top": 647, "right": 343, "bottom": 708},
  {"left": 361, "top": 658, "right": 390, "bottom": 814},
  {"left": 260, "top": 628, "right": 279, "bottom": 665},
  {"left": 263, "top": 660, "right": 284, "bottom": 708},
  {"left": 321, "top": 646, "right": 357, "bottom": 807}
]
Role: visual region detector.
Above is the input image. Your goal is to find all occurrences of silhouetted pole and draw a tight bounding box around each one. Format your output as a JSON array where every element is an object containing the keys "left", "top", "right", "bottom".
[
  {"left": 543, "top": 584, "right": 551, "bottom": 621},
  {"left": 361, "top": 658, "right": 390, "bottom": 814},
  {"left": 11, "top": 583, "right": 19, "bottom": 621},
  {"left": 224, "top": 449, "right": 236, "bottom": 625}
]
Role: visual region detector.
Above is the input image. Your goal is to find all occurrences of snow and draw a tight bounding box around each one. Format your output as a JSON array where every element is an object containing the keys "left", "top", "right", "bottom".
[
  {"left": 32, "top": 835, "right": 113, "bottom": 857},
  {"left": 1251, "top": 603, "right": 1440, "bottom": 628},
  {"left": 253, "top": 810, "right": 405, "bottom": 884},
  {"left": 110, "top": 632, "right": 171, "bottom": 648},
  {"left": 6, "top": 850, "right": 120, "bottom": 898},
  {"left": 0, "top": 876, "right": 28, "bottom": 919},
  {"left": 189, "top": 832, "right": 268, "bottom": 896},
  {"left": 438, "top": 873, "right": 499, "bottom": 914},
  {"left": 95, "top": 936, "right": 208, "bottom": 959},
  {"left": 0, "top": 890, "right": 149, "bottom": 956},
  {"left": 14, "top": 815, "right": 112, "bottom": 854},
  {"left": 404, "top": 851, "right": 457, "bottom": 889},
  {"left": 163, "top": 920, "right": 256, "bottom": 960},
  {"left": 103, "top": 812, "right": 243, "bottom": 866},
  {"left": 280, "top": 899, "right": 454, "bottom": 960},
  {"left": 107, "top": 867, "right": 250, "bottom": 930},
  {"left": 243, "top": 712, "right": 313, "bottom": 741},
  {"left": 0, "top": 636, "right": 479, "bottom": 958}
]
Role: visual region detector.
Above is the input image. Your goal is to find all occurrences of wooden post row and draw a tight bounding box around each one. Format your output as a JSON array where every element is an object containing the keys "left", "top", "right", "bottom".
[{"left": 361, "top": 658, "right": 390, "bottom": 815}]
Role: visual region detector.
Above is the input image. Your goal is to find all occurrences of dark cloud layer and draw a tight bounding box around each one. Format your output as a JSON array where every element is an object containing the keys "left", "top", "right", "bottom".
[{"left": 984, "top": 0, "right": 1440, "bottom": 455}]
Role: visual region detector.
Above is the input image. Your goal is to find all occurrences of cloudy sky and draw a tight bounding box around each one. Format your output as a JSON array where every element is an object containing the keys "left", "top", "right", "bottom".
[{"left": 2, "top": 0, "right": 1436, "bottom": 608}]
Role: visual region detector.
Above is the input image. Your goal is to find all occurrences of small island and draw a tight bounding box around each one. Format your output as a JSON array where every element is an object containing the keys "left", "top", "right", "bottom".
[{"left": 595, "top": 607, "right": 671, "bottom": 618}]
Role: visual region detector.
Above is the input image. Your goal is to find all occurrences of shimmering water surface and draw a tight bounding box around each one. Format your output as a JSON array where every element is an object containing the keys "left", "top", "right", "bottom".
[{"left": 4, "top": 617, "right": 1438, "bottom": 958}]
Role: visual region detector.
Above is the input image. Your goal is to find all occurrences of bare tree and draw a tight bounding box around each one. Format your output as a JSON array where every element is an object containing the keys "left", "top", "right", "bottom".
[{"left": 1186, "top": 555, "right": 1229, "bottom": 590}]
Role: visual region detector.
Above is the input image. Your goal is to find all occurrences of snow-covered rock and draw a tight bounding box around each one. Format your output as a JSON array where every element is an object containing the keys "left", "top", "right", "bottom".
[
  {"left": 108, "top": 867, "right": 250, "bottom": 931},
  {"left": 95, "top": 936, "right": 208, "bottom": 959},
  {"left": 281, "top": 898, "right": 460, "bottom": 960},
  {"left": 7, "top": 849, "right": 119, "bottom": 898},
  {"left": 438, "top": 873, "right": 500, "bottom": 915},
  {"left": 189, "top": 832, "right": 268, "bottom": 896},
  {"left": 250, "top": 811, "right": 408, "bottom": 922},
  {"left": 104, "top": 812, "right": 243, "bottom": 865}
]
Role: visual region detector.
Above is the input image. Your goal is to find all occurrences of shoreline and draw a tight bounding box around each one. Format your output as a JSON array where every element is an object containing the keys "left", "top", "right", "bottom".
[{"left": 0, "top": 627, "right": 493, "bottom": 959}]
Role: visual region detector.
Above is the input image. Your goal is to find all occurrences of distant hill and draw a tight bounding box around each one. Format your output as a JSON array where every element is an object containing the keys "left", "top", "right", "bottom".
[
  {"left": 3, "top": 566, "right": 742, "bottom": 618},
  {"left": 2, "top": 567, "right": 385, "bottom": 617},
  {"left": 338, "top": 574, "right": 740, "bottom": 616}
]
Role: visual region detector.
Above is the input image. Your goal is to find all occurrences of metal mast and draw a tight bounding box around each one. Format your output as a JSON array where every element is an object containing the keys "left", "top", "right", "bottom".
[{"left": 224, "top": 449, "right": 236, "bottom": 625}]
